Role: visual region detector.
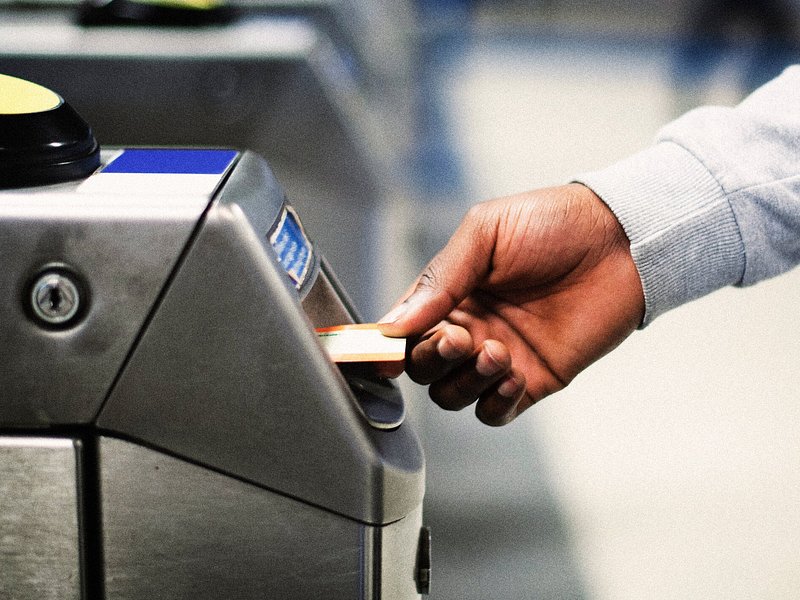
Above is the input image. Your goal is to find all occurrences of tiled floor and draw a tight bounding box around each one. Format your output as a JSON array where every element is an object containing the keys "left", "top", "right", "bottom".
[{"left": 401, "top": 16, "right": 800, "bottom": 600}]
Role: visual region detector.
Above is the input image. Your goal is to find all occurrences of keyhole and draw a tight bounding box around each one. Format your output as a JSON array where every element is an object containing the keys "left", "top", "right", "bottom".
[
  {"left": 48, "top": 287, "right": 62, "bottom": 311},
  {"left": 30, "top": 271, "right": 82, "bottom": 326}
]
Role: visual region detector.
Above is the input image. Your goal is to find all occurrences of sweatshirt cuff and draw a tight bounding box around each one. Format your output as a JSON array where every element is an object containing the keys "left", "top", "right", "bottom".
[{"left": 575, "top": 141, "right": 745, "bottom": 326}]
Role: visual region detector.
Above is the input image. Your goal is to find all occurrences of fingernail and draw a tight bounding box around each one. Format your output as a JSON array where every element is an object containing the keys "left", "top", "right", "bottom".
[
  {"left": 378, "top": 291, "right": 434, "bottom": 325},
  {"left": 497, "top": 376, "right": 520, "bottom": 398},
  {"left": 378, "top": 302, "right": 408, "bottom": 325},
  {"left": 475, "top": 347, "right": 503, "bottom": 377},
  {"left": 437, "top": 336, "right": 466, "bottom": 361}
]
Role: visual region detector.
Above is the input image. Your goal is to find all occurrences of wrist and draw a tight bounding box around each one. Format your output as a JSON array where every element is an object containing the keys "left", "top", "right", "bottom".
[
  {"left": 575, "top": 142, "right": 745, "bottom": 326},
  {"left": 569, "top": 183, "right": 646, "bottom": 330}
]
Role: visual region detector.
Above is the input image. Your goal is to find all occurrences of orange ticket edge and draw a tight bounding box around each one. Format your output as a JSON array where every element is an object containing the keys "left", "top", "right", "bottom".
[
  {"left": 315, "top": 323, "right": 382, "bottom": 333},
  {"left": 328, "top": 352, "right": 405, "bottom": 362}
]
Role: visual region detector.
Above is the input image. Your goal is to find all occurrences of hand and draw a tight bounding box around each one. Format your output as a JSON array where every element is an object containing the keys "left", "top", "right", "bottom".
[{"left": 378, "top": 184, "right": 645, "bottom": 426}]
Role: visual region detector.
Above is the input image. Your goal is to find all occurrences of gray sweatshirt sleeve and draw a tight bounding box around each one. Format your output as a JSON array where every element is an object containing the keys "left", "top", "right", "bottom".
[{"left": 576, "top": 65, "right": 800, "bottom": 326}]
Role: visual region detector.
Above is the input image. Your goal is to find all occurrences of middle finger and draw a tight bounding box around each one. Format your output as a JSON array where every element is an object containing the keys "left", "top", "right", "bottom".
[{"left": 428, "top": 340, "right": 512, "bottom": 411}]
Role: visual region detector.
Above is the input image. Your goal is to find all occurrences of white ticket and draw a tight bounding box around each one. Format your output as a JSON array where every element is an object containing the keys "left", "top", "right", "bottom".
[{"left": 316, "top": 323, "right": 406, "bottom": 363}]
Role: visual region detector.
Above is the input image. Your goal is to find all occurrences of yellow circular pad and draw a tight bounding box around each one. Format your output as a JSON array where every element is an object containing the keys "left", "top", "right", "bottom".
[{"left": 0, "top": 74, "right": 62, "bottom": 115}]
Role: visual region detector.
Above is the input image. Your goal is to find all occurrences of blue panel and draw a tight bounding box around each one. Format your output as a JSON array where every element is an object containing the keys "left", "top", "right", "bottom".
[
  {"left": 270, "top": 207, "right": 312, "bottom": 288},
  {"left": 103, "top": 149, "right": 238, "bottom": 175}
]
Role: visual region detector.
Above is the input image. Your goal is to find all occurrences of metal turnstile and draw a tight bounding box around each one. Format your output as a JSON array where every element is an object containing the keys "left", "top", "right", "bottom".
[{"left": 0, "top": 75, "right": 428, "bottom": 600}]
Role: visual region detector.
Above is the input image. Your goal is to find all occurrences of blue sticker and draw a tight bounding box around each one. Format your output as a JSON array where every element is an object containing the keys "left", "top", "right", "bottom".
[
  {"left": 103, "top": 149, "right": 238, "bottom": 175},
  {"left": 270, "top": 206, "right": 313, "bottom": 288}
]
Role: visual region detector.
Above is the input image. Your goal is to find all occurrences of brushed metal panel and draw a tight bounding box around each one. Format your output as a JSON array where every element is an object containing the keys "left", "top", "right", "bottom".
[
  {"left": 0, "top": 150, "right": 208, "bottom": 425},
  {"left": 0, "top": 437, "right": 82, "bottom": 600},
  {"left": 379, "top": 505, "right": 424, "bottom": 599},
  {"left": 100, "top": 437, "right": 365, "bottom": 600}
]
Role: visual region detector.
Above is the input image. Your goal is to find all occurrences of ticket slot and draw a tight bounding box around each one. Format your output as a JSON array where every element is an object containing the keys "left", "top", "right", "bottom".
[
  {"left": 305, "top": 283, "right": 406, "bottom": 429},
  {"left": 301, "top": 266, "right": 405, "bottom": 430},
  {"left": 338, "top": 363, "right": 405, "bottom": 431},
  {"left": 300, "top": 261, "right": 355, "bottom": 330}
]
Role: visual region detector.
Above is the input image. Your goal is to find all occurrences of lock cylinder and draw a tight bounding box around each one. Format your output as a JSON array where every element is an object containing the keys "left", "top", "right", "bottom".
[
  {"left": 0, "top": 73, "right": 100, "bottom": 188},
  {"left": 29, "top": 270, "right": 84, "bottom": 328}
]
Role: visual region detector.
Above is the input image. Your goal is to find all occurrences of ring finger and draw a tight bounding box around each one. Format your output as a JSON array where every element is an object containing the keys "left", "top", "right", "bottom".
[{"left": 428, "top": 340, "right": 511, "bottom": 412}]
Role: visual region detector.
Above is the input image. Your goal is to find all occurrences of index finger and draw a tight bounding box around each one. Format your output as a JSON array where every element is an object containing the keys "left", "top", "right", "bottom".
[
  {"left": 406, "top": 323, "right": 473, "bottom": 385},
  {"left": 377, "top": 205, "right": 496, "bottom": 338}
]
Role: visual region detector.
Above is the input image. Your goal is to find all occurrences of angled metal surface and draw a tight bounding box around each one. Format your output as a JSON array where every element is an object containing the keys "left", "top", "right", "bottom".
[{"left": 99, "top": 152, "right": 425, "bottom": 525}]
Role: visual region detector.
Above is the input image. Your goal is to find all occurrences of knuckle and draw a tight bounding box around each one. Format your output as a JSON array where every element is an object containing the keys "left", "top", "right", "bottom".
[
  {"left": 416, "top": 269, "right": 439, "bottom": 292},
  {"left": 464, "top": 201, "right": 490, "bottom": 225},
  {"left": 429, "top": 380, "right": 471, "bottom": 412}
]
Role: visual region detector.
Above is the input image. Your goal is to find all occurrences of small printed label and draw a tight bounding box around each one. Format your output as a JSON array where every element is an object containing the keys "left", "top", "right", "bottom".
[
  {"left": 270, "top": 206, "right": 312, "bottom": 288},
  {"left": 316, "top": 324, "right": 406, "bottom": 363}
]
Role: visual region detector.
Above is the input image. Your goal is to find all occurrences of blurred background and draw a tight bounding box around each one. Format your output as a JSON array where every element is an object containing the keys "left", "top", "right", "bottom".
[
  {"left": 3, "top": 0, "right": 800, "bottom": 597},
  {"left": 406, "top": 3, "right": 800, "bottom": 598},
  {"left": 407, "top": 3, "right": 800, "bottom": 599}
]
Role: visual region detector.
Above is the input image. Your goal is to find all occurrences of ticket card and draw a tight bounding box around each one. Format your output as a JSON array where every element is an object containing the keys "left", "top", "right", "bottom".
[{"left": 316, "top": 323, "right": 406, "bottom": 363}]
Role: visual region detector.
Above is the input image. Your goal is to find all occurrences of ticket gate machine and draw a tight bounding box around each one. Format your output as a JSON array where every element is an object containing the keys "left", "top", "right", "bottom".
[{"left": 0, "top": 75, "right": 428, "bottom": 599}]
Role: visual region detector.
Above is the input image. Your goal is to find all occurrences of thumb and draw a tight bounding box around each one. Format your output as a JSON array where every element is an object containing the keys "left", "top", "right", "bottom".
[{"left": 378, "top": 212, "right": 493, "bottom": 337}]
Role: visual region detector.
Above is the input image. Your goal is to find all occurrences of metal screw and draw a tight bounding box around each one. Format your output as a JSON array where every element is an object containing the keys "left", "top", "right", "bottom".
[{"left": 30, "top": 272, "right": 81, "bottom": 325}]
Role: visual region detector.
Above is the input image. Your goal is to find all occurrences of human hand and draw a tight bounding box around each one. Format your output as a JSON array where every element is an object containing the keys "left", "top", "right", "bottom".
[{"left": 378, "top": 184, "right": 645, "bottom": 425}]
